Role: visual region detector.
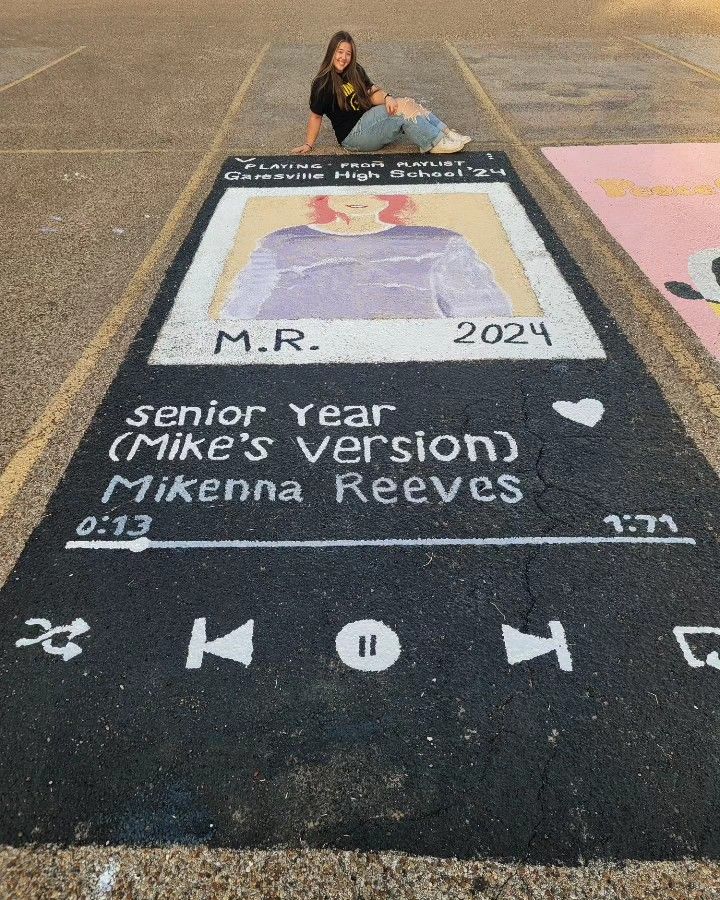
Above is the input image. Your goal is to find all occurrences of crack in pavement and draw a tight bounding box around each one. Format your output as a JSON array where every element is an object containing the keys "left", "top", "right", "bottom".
[
  {"left": 520, "top": 394, "right": 567, "bottom": 532},
  {"left": 520, "top": 546, "right": 543, "bottom": 631},
  {"left": 524, "top": 744, "right": 560, "bottom": 862}
]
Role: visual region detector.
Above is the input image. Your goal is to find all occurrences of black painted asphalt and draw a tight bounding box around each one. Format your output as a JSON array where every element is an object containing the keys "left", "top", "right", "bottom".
[{"left": 1, "top": 155, "right": 718, "bottom": 863}]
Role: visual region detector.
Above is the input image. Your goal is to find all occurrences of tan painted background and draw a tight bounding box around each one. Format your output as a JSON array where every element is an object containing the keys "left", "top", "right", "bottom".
[{"left": 210, "top": 193, "right": 542, "bottom": 318}]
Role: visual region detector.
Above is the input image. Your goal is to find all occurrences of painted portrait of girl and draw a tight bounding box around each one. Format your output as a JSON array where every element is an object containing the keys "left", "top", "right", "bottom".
[{"left": 222, "top": 194, "right": 513, "bottom": 320}]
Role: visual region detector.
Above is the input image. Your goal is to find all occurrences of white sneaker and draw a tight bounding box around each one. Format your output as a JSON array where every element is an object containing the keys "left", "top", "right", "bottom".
[
  {"left": 429, "top": 135, "right": 467, "bottom": 154},
  {"left": 444, "top": 128, "right": 471, "bottom": 145}
]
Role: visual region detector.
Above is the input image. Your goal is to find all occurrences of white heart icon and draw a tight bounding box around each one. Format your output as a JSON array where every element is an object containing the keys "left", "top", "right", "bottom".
[{"left": 552, "top": 399, "right": 605, "bottom": 428}]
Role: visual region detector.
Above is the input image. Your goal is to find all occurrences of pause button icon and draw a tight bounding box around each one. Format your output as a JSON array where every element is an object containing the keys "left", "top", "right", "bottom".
[
  {"left": 358, "top": 633, "right": 377, "bottom": 658},
  {"left": 336, "top": 619, "right": 402, "bottom": 672}
]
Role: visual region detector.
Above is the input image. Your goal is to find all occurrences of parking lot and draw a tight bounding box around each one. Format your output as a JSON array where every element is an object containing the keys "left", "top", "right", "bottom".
[{"left": 2, "top": 0, "right": 720, "bottom": 895}]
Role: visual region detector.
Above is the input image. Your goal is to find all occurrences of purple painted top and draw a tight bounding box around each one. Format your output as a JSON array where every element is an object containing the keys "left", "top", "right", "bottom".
[{"left": 223, "top": 225, "right": 513, "bottom": 319}]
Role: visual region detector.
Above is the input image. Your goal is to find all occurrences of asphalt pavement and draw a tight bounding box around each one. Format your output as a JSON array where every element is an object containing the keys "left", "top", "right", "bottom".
[{"left": 2, "top": 0, "right": 720, "bottom": 896}]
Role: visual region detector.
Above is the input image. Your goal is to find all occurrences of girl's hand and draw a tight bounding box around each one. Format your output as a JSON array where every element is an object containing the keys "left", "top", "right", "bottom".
[
  {"left": 385, "top": 95, "right": 398, "bottom": 115},
  {"left": 291, "top": 143, "right": 313, "bottom": 154}
]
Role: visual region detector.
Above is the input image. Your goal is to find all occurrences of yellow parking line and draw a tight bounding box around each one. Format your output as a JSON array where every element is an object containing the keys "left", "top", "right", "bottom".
[
  {"left": 0, "top": 46, "right": 86, "bottom": 94},
  {"left": 0, "top": 42, "right": 270, "bottom": 521},
  {"left": 444, "top": 41, "right": 720, "bottom": 422},
  {"left": 626, "top": 37, "right": 720, "bottom": 84}
]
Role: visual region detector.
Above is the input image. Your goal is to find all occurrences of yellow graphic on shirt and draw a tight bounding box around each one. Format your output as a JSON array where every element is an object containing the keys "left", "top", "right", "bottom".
[{"left": 342, "top": 81, "right": 360, "bottom": 111}]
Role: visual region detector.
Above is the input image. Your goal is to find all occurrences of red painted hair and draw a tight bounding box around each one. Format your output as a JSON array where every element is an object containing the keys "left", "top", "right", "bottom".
[{"left": 310, "top": 195, "right": 414, "bottom": 225}]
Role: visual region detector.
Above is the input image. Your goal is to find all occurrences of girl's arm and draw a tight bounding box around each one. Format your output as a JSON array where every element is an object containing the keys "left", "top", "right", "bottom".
[
  {"left": 369, "top": 85, "right": 398, "bottom": 115},
  {"left": 292, "top": 113, "right": 323, "bottom": 154}
]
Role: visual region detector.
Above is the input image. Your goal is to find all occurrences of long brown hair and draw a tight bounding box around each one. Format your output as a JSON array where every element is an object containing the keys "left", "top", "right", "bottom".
[{"left": 312, "top": 31, "right": 373, "bottom": 112}]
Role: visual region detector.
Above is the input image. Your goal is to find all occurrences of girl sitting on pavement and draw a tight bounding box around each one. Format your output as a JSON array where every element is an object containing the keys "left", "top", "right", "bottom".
[{"left": 292, "top": 31, "right": 470, "bottom": 155}]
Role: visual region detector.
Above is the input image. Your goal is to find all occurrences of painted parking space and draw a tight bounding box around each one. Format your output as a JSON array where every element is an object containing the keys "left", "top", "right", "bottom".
[
  {"left": 544, "top": 142, "right": 720, "bottom": 361},
  {"left": 0, "top": 152, "right": 719, "bottom": 861}
]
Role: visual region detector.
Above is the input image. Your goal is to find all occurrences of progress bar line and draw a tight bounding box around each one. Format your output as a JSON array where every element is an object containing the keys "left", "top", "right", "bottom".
[{"left": 65, "top": 535, "right": 697, "bottom": 553}]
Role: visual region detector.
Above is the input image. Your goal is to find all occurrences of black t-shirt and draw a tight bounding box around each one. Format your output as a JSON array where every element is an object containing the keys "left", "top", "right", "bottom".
[{"left": 309, "top": 65, "right": 374, "bottom": 144}]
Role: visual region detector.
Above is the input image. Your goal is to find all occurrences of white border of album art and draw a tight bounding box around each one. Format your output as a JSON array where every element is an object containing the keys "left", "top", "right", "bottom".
[{"left": 149, "top": 183, "right": 605, "bottom": 365}]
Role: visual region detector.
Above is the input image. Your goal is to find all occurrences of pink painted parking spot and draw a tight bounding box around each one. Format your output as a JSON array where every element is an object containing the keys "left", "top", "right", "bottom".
[{"left": 543, "top": 142, "right": 720, "bottom": 360}]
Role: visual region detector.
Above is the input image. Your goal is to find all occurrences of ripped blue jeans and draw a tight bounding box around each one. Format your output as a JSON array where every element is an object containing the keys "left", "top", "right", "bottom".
[{"left": 342, "top": 104, "right": 446, "bottom": 153}]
